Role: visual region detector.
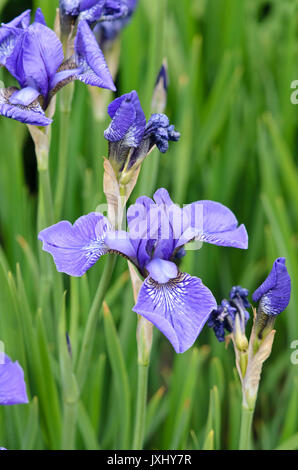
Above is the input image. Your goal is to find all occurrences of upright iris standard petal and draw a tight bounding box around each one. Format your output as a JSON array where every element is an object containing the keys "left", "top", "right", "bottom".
[
  {"left": 5, "top": 22, "right": 64, "bottom": 98},
  {"left": 0, "top": 355, "right": 28, "bottom": 405},
  {"left": 34, "top": 8, "right": 47, "bottom": 26},
  {"left": 133, "top": 272, "right": 217, "bottom": 353},
  {"left": 38, "top": 213, "right": 111, "bottom": 276},
  {"left": 74, "top": 20, "right": 116, "bottom": 90},
  {"left": 0, "top": 10, "right": 30, "bottom": 65},
  {"left": 184, "top": 200, "right": 248, "bottom": 249},
  {"left": 252, "top": 257, "right": 291, "bottom": 316}
]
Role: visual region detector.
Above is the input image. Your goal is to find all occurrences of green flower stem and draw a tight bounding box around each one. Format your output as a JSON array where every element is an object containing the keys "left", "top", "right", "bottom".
[
  {"left": 132, "top": 317, "right": 153, "bottom": 450},
  {"left": 76, "top": 254, "right": 116, "bottom": 391},
  {"left": 133, "top": 362, "right": 149, "bottom": 449},
  {"left": 137, "top": 0, "right": 166, "bottom": 197},
  {"left": 54, "top": 84, "right": 74, "bottom": 219},
  {"left": 239, "top": 404, "right": 255, "bottom": 450},
  {"left": 38, "top": 167, "right": 54, "bottom": 231},
  {"left": 54, "top": 109, "right": 71, "bottom": 219}
]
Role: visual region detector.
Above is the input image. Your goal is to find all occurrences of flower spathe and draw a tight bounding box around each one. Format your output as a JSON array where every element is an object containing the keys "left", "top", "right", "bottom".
[
  {"left": 0, "top": 10, "right": 115, "bottom": 126},
  {"left": 38, "top": 188, "right": 248, "bottom": 353},
  {"left": 252, "top": 257, "right": 291, "bottom": 316},
  {"left": 0, "top": 354, "right": 28, "bottom": 406}
]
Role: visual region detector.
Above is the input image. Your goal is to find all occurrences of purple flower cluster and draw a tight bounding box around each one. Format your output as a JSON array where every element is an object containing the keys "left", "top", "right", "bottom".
[
  {"left": 60, "top": 0, "right": 138, "bottom": 47},
  {"left": 208, "top": 286, "right": 250, "bottom": 342},
  {"left": 39, "top": 188, "right": 248, "bottom": 353},
  {"left": 0, "top": 9, "right": 115, "bottom": 126},
  {"left": 104, "top": 90, "right": 180, "bottom": 174},
  {"left": 209, "top": 259, "right": 292, "bottom": 343}
]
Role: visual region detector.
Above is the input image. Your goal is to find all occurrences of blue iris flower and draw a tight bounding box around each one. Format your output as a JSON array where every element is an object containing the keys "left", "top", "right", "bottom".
[{"left": 0, "top": 9, "right": 115, "bottom": 126}]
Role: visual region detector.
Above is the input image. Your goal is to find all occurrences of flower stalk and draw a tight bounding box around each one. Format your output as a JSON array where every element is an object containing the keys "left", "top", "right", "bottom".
[
  {"left": 239, "top": 404, "right": 254, "bottom": 450},
  {"left": 54, "top": 83, "right": 74, "bottom": 219}
]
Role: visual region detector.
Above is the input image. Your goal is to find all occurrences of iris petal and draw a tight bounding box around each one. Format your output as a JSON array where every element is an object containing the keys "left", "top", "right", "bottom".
[
  {"left": 0, "top": 354, "right": 28, "bottom": 405},
  {"left": 6, "top": 22, "right": 64, "bottom": 98},
  {"left": 38, "top": 212, "right": 110, "bottom": 276},
  {"left": 133, "top": 272, "right": 216, "bottom": 353},
  {"left": 74, "top": 20, "right": 116, "bottom": 91},
  {"left": 146, "top": 258, "right": 178, "bottom": 284},
  {"left": 0, "top": 10, "right": 30, "bottom": 65},
  {"left": 0, "top": 87, "right": 52, "bottom": 126},
  {"left": 105, "top": 91, "right": 146, "bottom": 146},
  {"left": 184, "top": 200, "right": 248, "bottom": 249},
  {"left": 252, "top": 257, "right": 291, "bottom": 315},
  {"left": 105, "top": 230, "right": 136, "bottom": 259}
]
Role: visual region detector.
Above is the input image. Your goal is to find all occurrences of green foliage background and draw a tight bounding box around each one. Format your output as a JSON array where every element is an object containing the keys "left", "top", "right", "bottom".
[{"left": 0, "top": 0, "right": 297, "bottom": 450}]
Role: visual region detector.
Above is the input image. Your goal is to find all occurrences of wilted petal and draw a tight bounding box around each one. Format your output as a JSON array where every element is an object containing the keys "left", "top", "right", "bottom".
[
  {"left": 79, "top": 3, "right": 105, "bottom": 22},
  {"left": 74, "top": 20, "right": 116, "bottom": 90},
  {"left": 184, "top": 200, "right": 248, "bottom": 249},
  {"left": 38, "top": 212, "right": 110, "bottom": 276},
  {"left": 252, "top": 257, "right": 291, "bottom": 316},
  {"left": 79, "top": 0, "right": 128, "bottom": 23},
  {"left": 0, "top": 354, "right": 28, "bottom": 405},
  {"left": 144, "top": 113, "right": 180, "bottom": 153},
  {"left": 0, "top": 87, "right": 52, "bottom": 126},
  {"left": 95, "top": 0, "right": 137, "bottom": 43},
  {"left": 133, "top": 272, "right": 217, "bottom": 353}
]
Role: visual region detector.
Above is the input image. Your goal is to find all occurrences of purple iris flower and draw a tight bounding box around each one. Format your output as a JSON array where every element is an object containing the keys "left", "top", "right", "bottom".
[
  {"left": 208, "top": 286, "right": 250, "bottom": 342},
  {"left": 104, "top": 90, "right": 180, "bottom": 174},
  {"left": 252, "top": 257, "right": 291, "bottom": 316},
  {"left": 93, "top": 0, "right": 138, "bottom": 45},
  {"left": 0, "top": 10, "right": 115, "bottom": 126},
  {"left": 60, "top": 0, "right": 129, "bottom": 24},
  {"left": 0, "top": 354, "right": 28, "bottom": 405},
  {"left": 38, "top": 188, "right": 248, "bottom": 353}
]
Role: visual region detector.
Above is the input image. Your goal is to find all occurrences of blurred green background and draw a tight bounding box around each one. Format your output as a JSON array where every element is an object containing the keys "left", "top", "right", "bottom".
[{"left": 0, "top": 0, "right": 297, "bottom": 450}]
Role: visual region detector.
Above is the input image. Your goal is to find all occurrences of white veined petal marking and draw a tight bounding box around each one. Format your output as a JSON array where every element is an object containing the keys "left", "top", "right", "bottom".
[
  {"left": 83, "top": 239, "right": 107, "bottom": 264},
  {"left": 0, "top": 36, "right": 17, "bottom": 62},
  {"left": 146, "top": 272, "right": 191, "bottom": 317}
]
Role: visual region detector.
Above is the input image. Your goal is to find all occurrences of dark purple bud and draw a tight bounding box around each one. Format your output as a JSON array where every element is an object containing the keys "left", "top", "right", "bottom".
[{"left": 252, "top": 257, "right": 291, "bottom": 316}]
